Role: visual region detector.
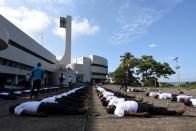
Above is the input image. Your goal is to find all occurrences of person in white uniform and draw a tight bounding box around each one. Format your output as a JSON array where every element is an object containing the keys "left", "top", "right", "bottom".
[
  {"left": 145, "top": 92, "right": 160, "bottom": 97},
  {"left": 9, "top": 101, "right": 87, "bottom": 117},
  {"left": 106, "top": 100, "right": 186, "bottom": 117},
  {"left": 155, "top": 93, "right": 173, "bottom": 100},
  {"left": 171, "top": 95, "right": 193, "bottom": 102},
  {"left": 183, "top": 98, "right": 196, "bottom": 107}
]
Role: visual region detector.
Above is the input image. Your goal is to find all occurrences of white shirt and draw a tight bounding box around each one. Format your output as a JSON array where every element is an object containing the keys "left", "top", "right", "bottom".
[
  {"left": 68, "top": 77, "right": 72, "bottom": 82},
  {"left": 97, "top": 87, "right": 105, "bottom": 93},
  {"left": 114, "top": 101, "right": 138, "bottom": 117},
  {"left": 0, "top": 92, "right": 9, "bottom": 95},
  {"left": 190, "top": 99, "right": 196, "bottom": 106},
  {"left": 41, "top": 96, "right": 57, "bottom": 103},
  {"left": 102, "top": 92, "right": 114, "bottom": 98},
  {"left": 158, "top": 93, "right": 172, "bottom": 100},
  {"left": 177, "top": 95, "right": 193, "bottom": 102},
  {"left": 149, "top": 92, "right": 160, "bottom": 97},
  {"left": 108, "top": 98, "right": 125, "bottom": 106},
  {"left": 26, "top": 75, "right": 31, "bottom": 81},
  {"left": 106, "top": 96, "right": 117, "bottom": 101},
  {"left": 14, "top": 101, "right": 41, "bottom": 115},
  {"left": 14, "top": 91, "right": 22, "bottom": 95}
]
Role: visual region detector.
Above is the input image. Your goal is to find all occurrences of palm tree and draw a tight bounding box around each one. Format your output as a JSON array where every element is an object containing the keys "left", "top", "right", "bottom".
[{"left": 120, "top": 52, "right": 135, "bottom": 84}]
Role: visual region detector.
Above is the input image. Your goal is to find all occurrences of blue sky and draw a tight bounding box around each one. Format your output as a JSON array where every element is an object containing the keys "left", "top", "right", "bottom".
[{"left": 0, "top": 0, "right": 196, "bottom": 82}]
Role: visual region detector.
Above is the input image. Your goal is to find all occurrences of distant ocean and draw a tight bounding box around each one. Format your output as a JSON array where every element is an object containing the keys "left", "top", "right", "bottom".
[{"left": 164, "top": 82, "right": 196, "bottom": 85}]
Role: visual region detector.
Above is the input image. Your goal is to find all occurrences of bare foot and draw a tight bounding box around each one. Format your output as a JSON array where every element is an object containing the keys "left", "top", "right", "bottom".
[
  {"left": 176, "top": 106, "right": 187, "bottom": 116},
  {"left": 164, "top": 102, "right": 170, "bottom": 110}
]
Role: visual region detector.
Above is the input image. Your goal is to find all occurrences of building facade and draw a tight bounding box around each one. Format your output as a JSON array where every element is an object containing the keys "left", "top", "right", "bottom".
[
  {"left": 0, "top": 15, "right": 57, "bottom": 86},
  {"left": 69, "top": 55, "right": 108, "bottom": 83},
  {"left": 0, "top": 15, "right": 108, "bottom": 87}
]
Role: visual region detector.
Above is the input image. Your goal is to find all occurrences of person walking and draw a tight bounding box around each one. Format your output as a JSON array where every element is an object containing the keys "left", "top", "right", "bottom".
[
  {"left": 68, "top": 75, "right": 72, "bottom": 89},
  {"left": 31, "top": 63, "right": 44, "bottom": 98},
  {"left": 119, "top": 76, "right": 127, "bottom": 92},
  {"left": 59, "top": 73, "right": 65, "bottom": 89},
  {"left": 25, "top": 73, "right": 31, "bottom": 88}
]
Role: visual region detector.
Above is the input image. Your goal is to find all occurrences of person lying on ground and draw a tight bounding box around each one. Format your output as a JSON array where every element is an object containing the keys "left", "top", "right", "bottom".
[
  {"left": 100, "top": 94, "right": 143, "bottom": 107},
  {"left": 154, "top": 93, "right": 175, "bottom": 100},
  {"left": 145, "top": 92, "right": 160, "bottom": 97},
  {"left": 40, "top": 87, "right": 88, "bottom": 103},
  {"left": 96, "top": 87, "right": 135, "bottom": 100},
  {"left": 171, "top": 95, "right": 194, "bottom": 102},
  {"left": 56, "top": 97, "right": 88, "bottom": 107},
  {"left": 183, "top": 98, "right": 196, "bottom": 107},
  {"left": 106, "top": 100, "right": 187, "bottom": 117},
  {"left": 9, "top": 101, "right": 88, "bottom": 117},
  {"left": 127, "top": 88, "right": 145, "bottom": 92},
  {"left": 0, "top": 92, "right": 17, "bottom": 100}
]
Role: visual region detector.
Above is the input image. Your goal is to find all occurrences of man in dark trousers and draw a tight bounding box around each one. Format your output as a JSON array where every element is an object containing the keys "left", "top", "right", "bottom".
[
  {"left": 119, "top": 75, "right": 127, "bottom": 92},
  {"left": 25, "top": 73, "right": 31, "bottom": 88},
  {"left": 31, "top": 63, "right": 44, "bottom": 98},
  {"left": 59, "top": 73, "right": 65, "bottom": 89},
  {"left": 68, "top": 75, "right": 72, "bottom": 89}
]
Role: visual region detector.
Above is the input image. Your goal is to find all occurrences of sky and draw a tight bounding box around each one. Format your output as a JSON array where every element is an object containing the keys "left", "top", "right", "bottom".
[{"left": 0, "top": 0, "right": 196, "bottom": 82}]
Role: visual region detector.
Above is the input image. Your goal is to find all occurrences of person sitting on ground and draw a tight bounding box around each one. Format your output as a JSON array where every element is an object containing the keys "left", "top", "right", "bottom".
[
  {"left": 106, "top": 100, "right": 186, "bottom": 117},
  {"left": 9, "top": 101, "right": 88, "bottom": 117},
  {"left": 183, "top": 98, "right": 196, "bottom": 107}
]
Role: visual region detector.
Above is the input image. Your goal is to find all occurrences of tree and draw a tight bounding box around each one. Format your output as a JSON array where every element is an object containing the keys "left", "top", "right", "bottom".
[
  {"left": 116, "top": 52, "right": 139, "bottom": 86},
  {"left": 112, "top": 53, "right": 175, "bottom": 87},
  {"left": 136, "top": 56, "right": 156, "bottom": 84},
  {"left": 137, "top": 55, "right": 175, "bottom": 87}
]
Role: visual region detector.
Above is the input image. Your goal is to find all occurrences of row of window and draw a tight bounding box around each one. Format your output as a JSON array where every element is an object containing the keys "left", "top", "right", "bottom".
[
  {"left": 91, "top": 63, "right": 108, "bottom": 68},
  {"left": 9, "top": 40, "right": 55, "bottom": 64},
  {"left": 91, "top": 72, "right": 108, "bottom": 76},
  {"left": 0, "top": 57, "right": 33, "bottom": 71}
]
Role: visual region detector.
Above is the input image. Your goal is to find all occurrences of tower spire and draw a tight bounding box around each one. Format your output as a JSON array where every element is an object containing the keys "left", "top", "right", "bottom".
[{"left": 60, "top": 16, "right": 72, "bottom": 65}]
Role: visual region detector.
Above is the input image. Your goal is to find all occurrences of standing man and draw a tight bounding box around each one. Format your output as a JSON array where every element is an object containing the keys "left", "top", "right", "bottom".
[
  {"left": 59, "top": 73, "right": 65, "bottom": 89},
  {"left": 25, "top": 73, "right": 31, "bottom": 89},
  {"left": 68, "top": 75, "right": 72, "bottom": 89},
  {"left": 119, "top": 75, "right": 127, "bottom": 92},
  {"left": 31, "top": 63, "right": 44, "bottom": 98}
]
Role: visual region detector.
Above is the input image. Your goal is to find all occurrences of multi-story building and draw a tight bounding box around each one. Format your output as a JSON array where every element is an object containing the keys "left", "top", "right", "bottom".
[{"left": 0, "top": 15, "right": 108, "bottom": 87}]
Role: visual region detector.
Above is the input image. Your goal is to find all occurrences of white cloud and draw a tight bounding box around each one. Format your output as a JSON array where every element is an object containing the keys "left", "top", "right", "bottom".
[
  {"left": 27, "top": 0, "right": 73, "bottom": 5},
  {"left": 0, "top": 0, "right": 5, "bottom": 5},
  {"left": 110, "top": 0, "right": 183, "bottom": 45},
  {"left": 53, "top": 18, "right": 100, "bottom": 39},
  {"left": 56, "top": 55, "right": 63, "bottom": 60},
  {"left": 0, "top": 5, "right": 50, "bottom": 42},
  {"left": 149, "top": 44, "right": 157, "bottom": 48}
]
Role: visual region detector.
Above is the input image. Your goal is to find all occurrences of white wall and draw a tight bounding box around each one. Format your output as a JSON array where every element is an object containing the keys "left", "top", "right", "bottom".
[{"left": 0, "top": 15, "right": 57, "bottom": 73}]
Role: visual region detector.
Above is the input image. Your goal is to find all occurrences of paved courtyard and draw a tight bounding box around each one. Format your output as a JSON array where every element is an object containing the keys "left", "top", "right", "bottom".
[{"left": 0, "top": 85, "right": 196, "bottom": 131}]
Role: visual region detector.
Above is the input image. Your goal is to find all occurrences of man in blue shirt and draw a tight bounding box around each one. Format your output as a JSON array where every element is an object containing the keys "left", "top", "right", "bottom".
[{"left": 31, "top": 63, "right": 44, "bottom": 98}]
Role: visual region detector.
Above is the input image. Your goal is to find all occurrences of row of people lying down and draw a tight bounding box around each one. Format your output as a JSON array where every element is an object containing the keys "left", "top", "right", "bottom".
[
  {"left": 126, "top": 87, "right": 146, "bottom": 93},
  {"left": 0, "top": 86, "right": 69, "bottom": 100},
  {"left": 96, "top": 86, "right": 186, "bottom": 117},
  {"left": 145, "top": 92, "right": 196, "bottom": 107},
  {"left": 9, "top": 86, "right": 89, "bottom": 117}
]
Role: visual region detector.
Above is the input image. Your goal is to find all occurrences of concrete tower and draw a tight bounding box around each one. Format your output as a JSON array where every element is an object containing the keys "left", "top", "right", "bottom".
[{"left": 60, "top": 16, "right": 72, "bottom": 65}]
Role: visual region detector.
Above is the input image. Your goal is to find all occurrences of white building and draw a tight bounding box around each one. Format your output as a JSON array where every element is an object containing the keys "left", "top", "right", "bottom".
[
  {"left": 0, "top": 15, "right": 108, "bottom": 87},
  {"left": 69, "top": 55, "right": 108, "bottom": 83}
]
